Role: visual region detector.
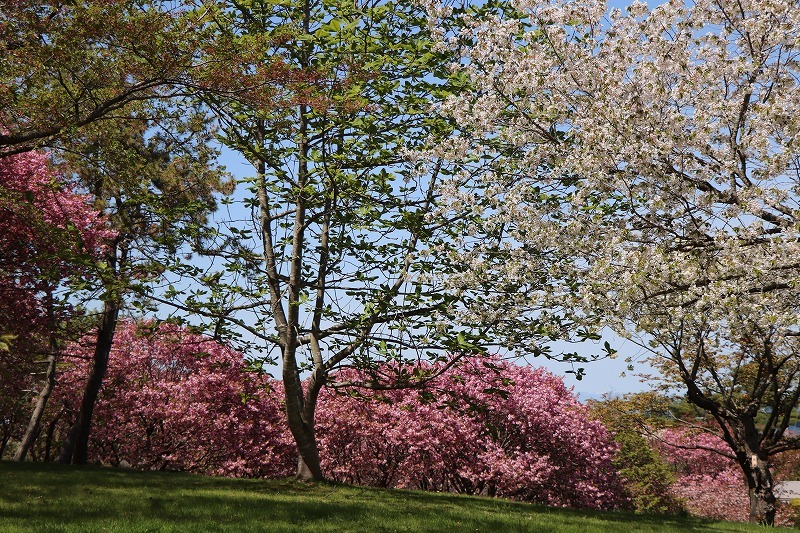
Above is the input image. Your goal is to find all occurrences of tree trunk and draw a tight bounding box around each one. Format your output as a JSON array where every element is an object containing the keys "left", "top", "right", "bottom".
[
  {"left": 745, "top": 454, "right": 776, "bottom": 526},
  {"left": 57, "top": 421, "right": 78, "bottom": 463},
  {"left": 749, "top": 487, "right": 776, "bottom": 526},
  {"left": 43, "top": 409, "right": 62, "bottom": 462},
  {"left": 70, "top": 299, "right": 119, "bottom": 465},
  {"left": 296, "top": 451, "right": 320, "bottom": 481},
  {"left": 0, "top": 432, "right": 9, "bottom": 458},
  {"left": 14, "top": 290, "right": 60, "bottom": 462},
  {"left": 288, "top": 416, "right": 323, "bottom": 481},
  {"left": 282, "top": 360, "right": 324, "bottom": 481},
  {"left": 14, "top": 351, "right": 58, "bottom": 461}
]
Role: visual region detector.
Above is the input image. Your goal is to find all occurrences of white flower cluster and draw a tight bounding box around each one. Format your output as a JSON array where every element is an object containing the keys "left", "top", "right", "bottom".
[{"left": 426, "top": 0, "right": 800, "bottom": 364}]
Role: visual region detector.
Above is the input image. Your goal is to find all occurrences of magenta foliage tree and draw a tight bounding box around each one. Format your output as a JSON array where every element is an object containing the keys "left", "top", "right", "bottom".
[
  {"left": 0, "top": 148, "right": 111, "bottom": 458},
  {"left": 0, "top": 148, "right": 109, "bottom": 341},
  {"left": 316, "top": 356, "right": 625, "bottom": 510},
  {"left": 54, "top": 320, "right": 294, "bottom": 477}
]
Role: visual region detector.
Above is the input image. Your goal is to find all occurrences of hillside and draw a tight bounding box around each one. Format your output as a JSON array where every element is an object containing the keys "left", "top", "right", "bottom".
[{"left": 0, "top": 461, "right": 776, "bottom": 532}]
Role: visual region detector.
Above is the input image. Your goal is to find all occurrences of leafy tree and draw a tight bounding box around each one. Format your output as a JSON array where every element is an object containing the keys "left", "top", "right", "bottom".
[
  {"left": 0, "top": 0, "right": 311, "bottom": 463},
  {"left": 0, "top": 0, "right": 190, "bottom": 155},
  {"left": 0, "top": 0, "right": 287, "bottom": 156},
  {"left": 54, "top": 109, "right": 231, "bottom": 465},
  {"left": 432, "top": 0, "right": 800, "bottom": 524},
  {"left": 178, "top": 0, "right": 589, "bottom": 480},
  {"left": 589, "top": 395, "right": 679, "bottom": 514}
]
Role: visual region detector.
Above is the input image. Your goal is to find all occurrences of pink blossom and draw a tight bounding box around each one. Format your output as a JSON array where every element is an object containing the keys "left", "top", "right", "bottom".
[
  {"left": 316, "top": 356, "right": 626, "bottom": 509},
  {"left": 55, "top": 320, "right": 295, "bottom": 477}
]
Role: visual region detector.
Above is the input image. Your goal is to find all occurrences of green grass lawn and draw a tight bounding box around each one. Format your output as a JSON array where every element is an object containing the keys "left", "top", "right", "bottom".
[{"left": 0, "top": 460, "right": 783, "bottom": 532}]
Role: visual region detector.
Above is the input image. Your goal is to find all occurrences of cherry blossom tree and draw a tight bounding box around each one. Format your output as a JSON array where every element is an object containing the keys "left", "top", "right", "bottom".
[{"left": 430, "top": 0, "right": 800, "bottom": 524}]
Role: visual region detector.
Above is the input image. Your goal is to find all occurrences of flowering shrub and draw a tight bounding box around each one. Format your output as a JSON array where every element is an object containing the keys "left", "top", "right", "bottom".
[
  {"left": 53, "top": 335, "right": 623, "bottom": 509},
  {"left": 55, "top": 320, "right": 294, "bottom": 477},
  {"left": 316, "top": 356, "right": 626, "bottom": 510},
  {"left": 654, "top": 428, "right": 795, "bottom": 525},
  {"left": 653, "top": 429, "right": 748, "bottom": 522}
]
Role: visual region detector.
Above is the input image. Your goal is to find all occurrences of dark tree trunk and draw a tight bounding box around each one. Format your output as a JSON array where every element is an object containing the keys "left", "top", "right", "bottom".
[
  {"left": 745, "top": 455, "right": 776, "bottom": 526},
  {"left": 680, "top": 348, "right": 781, "bottom": 527},
  {"left": 43, "top": 409, "right": 62, "bottom": 462},
  {"left": 288, "top": 418, "right": 323, "bottom": 481},
  {"left": 282, "top": 352, "right": 324, "bottom": 481},
  {"left": 70, "top": 299, "right": 119, "bottom": 465},
  {"left": 57, "top": 420, "right": 78, "bottom": 463},
  {"left": 0, "top": 432, "right": 9, "bottom": 458},
  {"left": 14, "top": 290, "right": 60, "bottom": 462},
  {"left": 14, "top": 351, "right": 57, "bottom": 461},
  {"left": 295, "top": 452, "right": 321, "bottom": 481}
]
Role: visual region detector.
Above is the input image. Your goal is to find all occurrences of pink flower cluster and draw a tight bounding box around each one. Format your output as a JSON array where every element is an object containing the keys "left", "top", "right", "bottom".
[
  {"left": 654, "top": 429, "right": 749, "bottom": 522},
  {"left": 317, "top": 358, "right": 626, "bottom": 509},
  {"left": 55, "top": 325, "right": 626, "bottom": 509},
  {"left": 56, "top": 321, "right": 295, "bottom": 477},
  {"left": 653, "top": 428, "right": 795, "bottom": 525},
  {"left": 0, "top": 150, "right": 110, "bottom": 326},
  {"left": 0, "top": 150, "right": 113, "bottom": 274},
  {"left": 0, "top": 149, "right": 113, "bottom": 345}
]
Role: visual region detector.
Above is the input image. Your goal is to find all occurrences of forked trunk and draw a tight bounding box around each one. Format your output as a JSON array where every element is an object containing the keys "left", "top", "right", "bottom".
[
  {"left": 287, "top": 409, "right": 323, "bottom": 481},
  {"left": 282, "top": 351, "right": 325, "bottom": 481}
]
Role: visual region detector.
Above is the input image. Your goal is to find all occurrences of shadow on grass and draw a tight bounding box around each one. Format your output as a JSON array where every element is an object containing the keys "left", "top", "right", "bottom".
[
  {"left": 338, "top": 484, "right": 749, "bottom": 532},
  {"left": 0, "top": 461, "right": 765, "bottom": 532}
]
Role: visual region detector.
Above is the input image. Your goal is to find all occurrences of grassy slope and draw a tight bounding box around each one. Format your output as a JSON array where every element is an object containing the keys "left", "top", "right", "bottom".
[{"left": 0, "top": 461, "right": 778, "bottom": 532}]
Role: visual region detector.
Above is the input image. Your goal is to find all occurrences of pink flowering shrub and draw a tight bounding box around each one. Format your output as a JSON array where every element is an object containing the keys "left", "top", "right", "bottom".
[
  {"left": 55, "top": 320, "right": 294, "bottom": 477},
  {"left": 316, "top": 356, "right": 626, "bottom": 510},
  {"left": 52, "top": 339, "right": 624, "bottom": 510},
  {"left": 654, "top": 428, "right": 794, "bottom": 525},
  {"left": 653, "top": 429, "right": 748, "bottom": 522}
]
